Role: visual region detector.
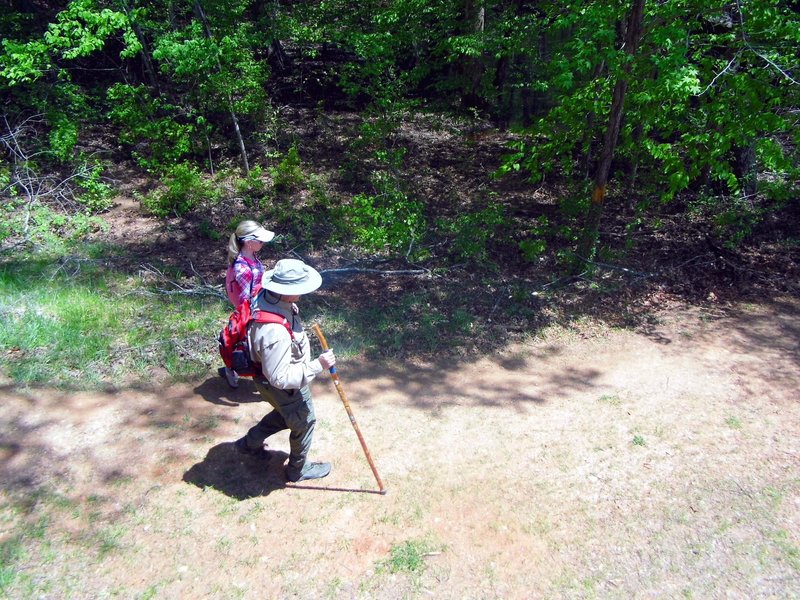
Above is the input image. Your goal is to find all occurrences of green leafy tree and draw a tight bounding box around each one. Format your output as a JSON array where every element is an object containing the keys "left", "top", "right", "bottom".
[
  {"left": 107, "top": 83, "right": 207, "bottom": 171},
  {"left": 499, "top": 0, "right": 799, "bottom": 258},
  {"left": 1, "top": 0, "right": 139, "bottom": 160}
]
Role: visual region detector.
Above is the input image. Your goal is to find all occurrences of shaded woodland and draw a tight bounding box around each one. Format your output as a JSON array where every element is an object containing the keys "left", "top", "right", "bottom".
[{"left": 1, "top": 0, "right": 798, "bottom": 309}]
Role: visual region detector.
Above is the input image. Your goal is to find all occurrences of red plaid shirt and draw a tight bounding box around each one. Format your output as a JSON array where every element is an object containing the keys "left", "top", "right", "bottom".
[{"left": 226, "top": 254, "right": 265, "bottom": 306}]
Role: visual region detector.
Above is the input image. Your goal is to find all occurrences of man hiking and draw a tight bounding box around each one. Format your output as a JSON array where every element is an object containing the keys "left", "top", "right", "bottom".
[{"left": 232, "top": 258, "right": 336, "bottom": 482}]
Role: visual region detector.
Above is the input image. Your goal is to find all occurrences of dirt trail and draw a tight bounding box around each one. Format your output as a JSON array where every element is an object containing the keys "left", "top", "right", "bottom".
[{"left": 1, "top": 298, "right": 799, "bottom": 598}]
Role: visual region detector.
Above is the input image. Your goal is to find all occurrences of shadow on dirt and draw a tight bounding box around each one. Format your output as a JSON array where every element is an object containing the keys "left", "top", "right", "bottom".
[
  {"left": 193, "top": 377, "right": 264, "bottom": 407},
  {"left": 183, "top": 443, "right": 289, "bottom": 500},
  {"left": 182, "top": 442, "right": 387, "bottom": 498},
  {"left": 321, "top": 357, "right": 600, "bottom": 412}
]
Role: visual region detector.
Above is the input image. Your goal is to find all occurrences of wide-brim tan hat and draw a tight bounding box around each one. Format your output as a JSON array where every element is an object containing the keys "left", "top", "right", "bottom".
[
  {"left": 239, "top": 225, "right": 275, "bottom": 243},
  {"left": 262, "top": 259, "right": 322, "bottom": 295}
]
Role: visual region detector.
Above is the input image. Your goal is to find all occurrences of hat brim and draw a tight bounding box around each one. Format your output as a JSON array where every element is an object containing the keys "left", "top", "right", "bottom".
[
  {"left": 251, "top": 227, "right": 275, "bottom": 243},
  {"left": 262, "top": 267, "right": 322, "bottom": 296}
]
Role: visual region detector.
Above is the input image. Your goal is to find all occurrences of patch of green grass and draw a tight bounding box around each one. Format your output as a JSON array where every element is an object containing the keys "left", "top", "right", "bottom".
[
  {"left": 324, "top": 576, "right": 344, "bottom": 599},
  {"left": 96, "top": 524, "right": 126, "bottom": 558},
  {"left": 198, "top": 415, "right": 221, "bottom": 431},
  {"left": 450, "top": 308, "right": 474, "bottom": 335},
  {"left": 0, "top": 512, "right": 50, "bottom": 592},
  {"left": 138, "top": 584, "right": 160, "bottom": 600},
  {"left": 237, "top": 501, "right": 265, "bottom": 525},
  {"left": 31, "top": 489, "right": 78, "bottom": 513},
  {"left": 111, "top": 475, "right": 135, "bottom": 488},
  {"left": 0, "top": 533, "right": 26, "bottom": 590},
  {"left": 311, "top": 285, "right": 498, "bottom": 359},
  {"left": 0, "top": 246, "right": 228, "bottom": 388},
  {"left": 0, "top": 237, "right": 580, "bottom": 385},
  {"left": 524, "top": 515, "right": 552, "bottom": 535},
  {"left": 762, "top": 485, "right": 785, "bottom": 508},
  {"left": 581, "top": 573, "right": 600, "bottom": 592},
  {"left": 725, "top": 416, "right": 743, "bottom": 429},
  {"left": 377, "top": 537, "right": 440, "bottom": 574},
  {"left": 768, "top": 529, "right": 800, "bottom": 571},
  {"left": 632, "top": 435, "right": 646, "bottom": 447},
  {"left": 376, "top": 510, "right": 402, "bottom": 526},
  {"left": 215, "top": 536, "right": 233, "bottom": 555},
  {"left": 598, "top": 393, "right": 621, "bottom": 406},
  {"left": 216, "top": 497, "right": 238, "bottom": 518}
]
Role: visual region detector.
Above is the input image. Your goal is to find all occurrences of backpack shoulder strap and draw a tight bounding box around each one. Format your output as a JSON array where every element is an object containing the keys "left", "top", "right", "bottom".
[{"left": 252, "top": 310, "right": 295, "bottom": 340}]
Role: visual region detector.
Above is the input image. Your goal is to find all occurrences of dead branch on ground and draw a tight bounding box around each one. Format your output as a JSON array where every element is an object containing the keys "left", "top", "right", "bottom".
[
  {"left": 138, "top": 263, "right": 226, "bottom": 300},
  {"left": 320, "top": 267, "right": 429, "bottom": 276},
  {"left": 577, "top": 257, "right": 653, "bottom": 278},
  {"left": 287, "top": 248, "right": 431, "bottom": 277}
]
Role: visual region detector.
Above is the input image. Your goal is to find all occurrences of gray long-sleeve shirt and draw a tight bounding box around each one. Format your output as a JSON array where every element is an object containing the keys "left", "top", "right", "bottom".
[{"left": 247, "top": 293, "right": 323, "bottom": 389}]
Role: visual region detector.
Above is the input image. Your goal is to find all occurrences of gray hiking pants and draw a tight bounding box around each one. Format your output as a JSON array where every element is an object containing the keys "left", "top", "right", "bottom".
[{"left": 247, "top": 380, "right": 316, "bottom": 476}]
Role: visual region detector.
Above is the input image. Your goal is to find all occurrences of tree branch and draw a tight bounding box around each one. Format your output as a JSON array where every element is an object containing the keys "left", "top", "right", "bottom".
[
  {"left": 320, "top": 267, "right": 428, "bottom": 276},
  {"left": 734, "top": 0, "right": 798, "bottom": 85},
  {"left": 288, "top": 248, "right": 430, "bottom": 277},
  {"left": 577, "top": 256, "right": 653, "bottom": 278},
  {"left": 139, "top": 263, "right": 227, "bottom": 299},
  {"left": 750, "top": 47, "right": 799, "bottom": 85},
  {"left": 696, "top": 53, "right": 741, "bottom": 96}
]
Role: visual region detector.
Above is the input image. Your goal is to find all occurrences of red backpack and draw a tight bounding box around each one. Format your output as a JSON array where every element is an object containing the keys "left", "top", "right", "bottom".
[{"left": 218, "top": 298, "right": 295, "bottom": 378}]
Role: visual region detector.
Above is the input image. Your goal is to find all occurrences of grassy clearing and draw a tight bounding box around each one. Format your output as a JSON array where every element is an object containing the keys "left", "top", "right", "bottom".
[
  {"left": 0, "top": 247, "right": 228, "bottom": 388},
  {"left": 0, "top": 242, "right": 562, "bottom": 388}
]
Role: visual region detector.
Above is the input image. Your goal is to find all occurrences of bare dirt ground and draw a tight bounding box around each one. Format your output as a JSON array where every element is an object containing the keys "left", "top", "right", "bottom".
[
  {"left": 2, "top": 295, "right": 799, "bottom": 599},
  {"left": 2, "top": 117, "right": 799, "bottom": 598}
]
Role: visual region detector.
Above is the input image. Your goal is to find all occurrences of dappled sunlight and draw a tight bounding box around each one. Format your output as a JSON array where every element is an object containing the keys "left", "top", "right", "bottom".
[
  {"left": 1, "top": 0, "right": 798, "bottom": 589},
  {"left": 3, "top": 297, "right": 796, "bottom": 504},
  {"left": 0, "top": 382, "right": 246, "bottom": 495},
  {"left": 631, "top": 297, "right": 800, "bottom": 405},
  {"left": 321, "top": 343, "right": 620, "bottom": 414}
]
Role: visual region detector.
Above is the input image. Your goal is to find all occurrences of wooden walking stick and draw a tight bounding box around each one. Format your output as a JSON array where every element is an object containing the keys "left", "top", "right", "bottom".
[{"left": 312, "top": 323, "right": 387, "bottom": 495}]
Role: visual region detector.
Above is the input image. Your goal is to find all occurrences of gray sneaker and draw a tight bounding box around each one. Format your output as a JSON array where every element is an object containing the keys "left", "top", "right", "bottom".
[
  {"left": 219, "top": 366, "right": 239, "bottom": 388},
  {"left": 286, "top": 462, "right": 331, "bottom": 482}
]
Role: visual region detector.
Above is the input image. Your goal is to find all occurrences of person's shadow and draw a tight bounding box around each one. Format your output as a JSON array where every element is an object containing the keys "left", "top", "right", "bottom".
[
  {"left": 193, "top": 376, "right": 263, "bottom": 407},
  {"left": 183, "top": 443, "right": 289, "bottom": 500}
]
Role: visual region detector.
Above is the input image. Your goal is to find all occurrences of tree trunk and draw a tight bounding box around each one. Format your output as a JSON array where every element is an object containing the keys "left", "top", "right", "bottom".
[
  {"left": 579, "top": 60, "right": 608, "bottom": 178},
  {"left": 460, "top": 0, "right": 486, "bottom": 110},
  {"left": 267, "top": 39, "right": 290, "bottom": 74},
  {"left": 625, "top": 120, "right": 644, "bottom": 212},
  {"left": 576, "top": 0, "right": 646, "bottom": 261},
  {"left": 734, "top": 143, "right": 757, "bottom": 197},
  {"left": 493, "top": 54, "right": 510, "bottom": 128},
  {"left": 119, "top": 0, "right": 160, "bottom": 91},
  {"left": 193, "top": 0, "right": 250, "bottom": 175}
]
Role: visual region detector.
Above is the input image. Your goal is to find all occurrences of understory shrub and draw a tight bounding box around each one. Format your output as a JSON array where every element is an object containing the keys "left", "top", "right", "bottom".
[
  {"left": 142, "top": 163, "right": 220, "bottom": 217},
  {"left": 438, "top": 201, "right": 508, "bottom": 262},
  {"left": 341, "top": 171, "right": 425, "bottom": 254}
]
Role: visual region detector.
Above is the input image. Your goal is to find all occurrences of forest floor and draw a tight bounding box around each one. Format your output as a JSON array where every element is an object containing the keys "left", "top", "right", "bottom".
[{"left": 2, "top": 113, "right": 799, "bottom": 598}]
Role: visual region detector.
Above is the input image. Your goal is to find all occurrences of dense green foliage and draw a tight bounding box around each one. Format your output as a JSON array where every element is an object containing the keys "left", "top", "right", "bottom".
[{"left": 1, "top": 0, "right": 798, "bottom": 258}]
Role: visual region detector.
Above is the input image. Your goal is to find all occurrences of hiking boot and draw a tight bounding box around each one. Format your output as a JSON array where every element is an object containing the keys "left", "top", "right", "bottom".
[
  {"left": 233, "top": 436, "right": 271, "bottom": 460},
  {"left": 219, "top": 366, "right": 239, "bottom": 388},
  {"left": 286, "top": 462, "right": 331, "bottom": 482}
]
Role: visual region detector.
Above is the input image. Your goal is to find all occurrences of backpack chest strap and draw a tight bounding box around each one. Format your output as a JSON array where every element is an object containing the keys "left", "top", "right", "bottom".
[{"left": 252, "top": 310, "right": 295, "bottom": 340}]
